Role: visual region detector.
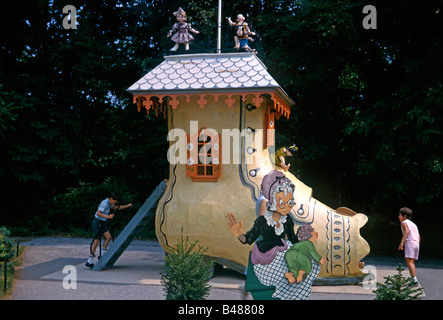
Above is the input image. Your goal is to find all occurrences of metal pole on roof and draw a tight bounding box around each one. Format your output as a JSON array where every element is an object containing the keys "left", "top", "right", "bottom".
[{"left": 217, "top": 0, "right": 222, "bottom": 53}]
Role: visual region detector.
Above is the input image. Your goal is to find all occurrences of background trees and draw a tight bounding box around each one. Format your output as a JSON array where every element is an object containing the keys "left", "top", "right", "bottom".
[{"left": 1, "top": 0, "right": 441, "bottom": 257}]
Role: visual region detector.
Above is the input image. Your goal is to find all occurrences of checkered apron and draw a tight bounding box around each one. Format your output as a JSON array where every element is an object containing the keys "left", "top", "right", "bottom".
[{"left": 253, "top": 241, "right": 320, "bottom": 300}]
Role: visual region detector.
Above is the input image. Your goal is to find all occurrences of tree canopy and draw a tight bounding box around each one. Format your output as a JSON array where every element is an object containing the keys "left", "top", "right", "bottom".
[{"left": 1, "top": 0, "right": 441, "bottom": 257}]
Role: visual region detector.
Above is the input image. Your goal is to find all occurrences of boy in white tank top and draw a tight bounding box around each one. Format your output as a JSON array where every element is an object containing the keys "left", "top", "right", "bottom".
[{"left": 398, "top": 207, "right": 421, "bottom": 285}]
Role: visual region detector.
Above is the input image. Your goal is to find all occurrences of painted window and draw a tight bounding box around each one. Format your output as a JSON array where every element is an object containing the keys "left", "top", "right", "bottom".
[{"left": 186, "top": 129, "right": 221, "bottom": 182}]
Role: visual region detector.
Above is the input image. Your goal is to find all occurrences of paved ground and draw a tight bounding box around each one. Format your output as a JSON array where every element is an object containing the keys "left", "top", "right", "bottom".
[{"left": 8, "top": 237, "right": 443, "bottom": 300}]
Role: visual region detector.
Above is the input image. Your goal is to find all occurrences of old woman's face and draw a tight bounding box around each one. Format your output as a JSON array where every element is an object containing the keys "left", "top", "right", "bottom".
[{"left": 275, "top": 191, "right": 294, "bottom": 216}]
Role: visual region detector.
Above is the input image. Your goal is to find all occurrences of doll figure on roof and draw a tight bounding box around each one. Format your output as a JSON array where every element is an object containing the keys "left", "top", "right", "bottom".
[
  {"left": 227, "top": 14, "right": 256, "bottom": 52},
  {"left": 226, "top": 170, "right": 322, "bottom": 300},
  {"left": 167, "top": 7, "right": 200, "bottom": 51}
]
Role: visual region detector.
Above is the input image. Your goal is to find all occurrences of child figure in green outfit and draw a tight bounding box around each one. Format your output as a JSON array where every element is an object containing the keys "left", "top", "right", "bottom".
[{"left": 284, "top": 224, "right": 327, "bottom": 284}]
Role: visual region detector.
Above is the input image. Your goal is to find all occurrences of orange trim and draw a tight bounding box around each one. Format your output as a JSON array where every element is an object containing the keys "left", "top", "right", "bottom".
[
  {"left": 133, "top": 91, "right": 291, "bottom": 119},
  {"left": 189, "top": 177, "right": 219, "bottom": 182}
]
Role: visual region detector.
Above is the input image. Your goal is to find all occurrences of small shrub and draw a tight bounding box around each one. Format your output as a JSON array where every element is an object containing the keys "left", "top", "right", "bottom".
[
  {"left": 0, "top": 227, "right": 23, "bottom": 299},
  {"left": 374, "top": 263, "right": 423, "bottom": 300},
  {"left": 161, "top": 234, "right": 213, "bottom": 300}
]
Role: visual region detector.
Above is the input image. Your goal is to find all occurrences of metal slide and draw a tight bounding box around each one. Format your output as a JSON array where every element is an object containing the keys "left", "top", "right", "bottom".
[{"left": 92, "top": 180, "right": 167, "bottom": 271}]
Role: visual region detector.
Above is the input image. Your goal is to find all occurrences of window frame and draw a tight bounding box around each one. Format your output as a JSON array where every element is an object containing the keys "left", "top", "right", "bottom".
[{"left": 186, "top": 128, "right": 221, "bottom": 182}]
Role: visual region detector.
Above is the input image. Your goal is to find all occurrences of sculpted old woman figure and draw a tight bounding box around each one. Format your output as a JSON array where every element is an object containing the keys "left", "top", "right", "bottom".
[{"left": 226, "top": 170, "right": 321, "bottom": 300}]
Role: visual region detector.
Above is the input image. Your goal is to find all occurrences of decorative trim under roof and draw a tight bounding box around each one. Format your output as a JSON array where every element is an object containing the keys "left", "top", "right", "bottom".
[{"left": 133, "top": 91, "right": 291, "bottom": 119}]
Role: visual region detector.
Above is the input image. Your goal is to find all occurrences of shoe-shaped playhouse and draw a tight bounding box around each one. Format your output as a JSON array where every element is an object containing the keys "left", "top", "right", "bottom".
[{"left": 128, "top": 52, "right": 370, "bottom": 285}]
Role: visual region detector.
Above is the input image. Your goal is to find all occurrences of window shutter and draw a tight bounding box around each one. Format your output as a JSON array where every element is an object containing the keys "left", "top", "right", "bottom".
[
  {"left": 186, "top": 134, "right": 198, "bottom": 178},
  {"left": 264, "top": 106, "right": 275, "bottom": 149}
]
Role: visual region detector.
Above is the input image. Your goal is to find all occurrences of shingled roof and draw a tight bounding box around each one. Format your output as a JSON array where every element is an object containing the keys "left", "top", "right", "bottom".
[{"left": 127, "top": 52, "right": 293, "bottom": 117}]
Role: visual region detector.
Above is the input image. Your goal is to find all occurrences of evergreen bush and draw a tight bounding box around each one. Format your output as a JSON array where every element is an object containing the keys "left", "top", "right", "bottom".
[
  {"left": 374, "top": 263, "right": 423, "bottom": 300},
  {"left": 161, "top": 234, "right": 212, "bottom": 300}
]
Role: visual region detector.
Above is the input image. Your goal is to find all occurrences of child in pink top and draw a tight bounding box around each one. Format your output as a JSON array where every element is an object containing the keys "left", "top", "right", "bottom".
[{"left": 398, "top": 207, "right": 421, "bottom": 285}]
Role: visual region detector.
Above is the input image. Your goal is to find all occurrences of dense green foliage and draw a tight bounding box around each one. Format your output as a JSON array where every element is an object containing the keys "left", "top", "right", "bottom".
[
  {"left": 1, "top": 1, "right": 442, "bottom": 256},
  {"left": 0, "top": 227, "right": 14, "bottom": 262}
]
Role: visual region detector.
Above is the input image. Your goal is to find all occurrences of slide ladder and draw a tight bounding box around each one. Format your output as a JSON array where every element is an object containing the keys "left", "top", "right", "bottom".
[{"left": 92, "top": 180, "right": 167, "bottom": 271}]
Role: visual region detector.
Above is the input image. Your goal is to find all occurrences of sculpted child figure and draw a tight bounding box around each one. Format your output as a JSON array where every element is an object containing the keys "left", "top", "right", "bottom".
[{"left": 284, "top": 224, "right": 327, "bottom": 284}]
